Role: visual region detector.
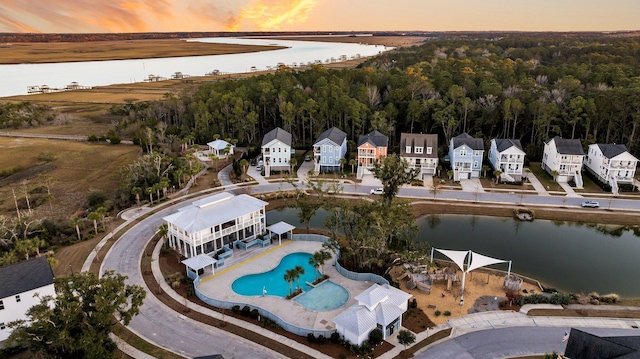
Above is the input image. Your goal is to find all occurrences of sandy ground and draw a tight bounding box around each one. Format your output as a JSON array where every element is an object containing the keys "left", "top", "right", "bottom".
[{"left": 389, "top": 266, "right": 541, "bottom": 325}]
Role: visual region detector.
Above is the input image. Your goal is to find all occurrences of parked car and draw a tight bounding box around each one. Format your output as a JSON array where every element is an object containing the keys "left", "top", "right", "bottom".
[
  {"left": 255, "top": 164, "right": 263, "bottom": 172},
  {"left": 304, "top": 155, "right": 312, "bottom": 162},
  {"left": 250, "top": 158, "right": 257, "bottom": 166},
  {"left": 370, "top": 187, "right": 384, "bottom": 195},
  {"left": 581, "top": 201, "right": 600, "bottom": 208}
]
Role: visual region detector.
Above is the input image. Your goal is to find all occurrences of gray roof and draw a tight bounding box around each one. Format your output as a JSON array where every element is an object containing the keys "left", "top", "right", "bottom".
[
  {"left": 494, "top": 139, "right": 523, "bottom": 152},
  {"left": 452, "top": 133, "right": 484, "bottom": 151},
  {"left": 0, "top": 256, "right": 54, "bottom": 299},
  {"left": 163, "top": 193, "right": 268, "bottom": 233},
  {"left": 546, "top": 136, "right": 584, "bottom": 155},
  {"left": 315, "top": 127, "right": 347, "bottom": 146},
  {"left": 262, "top": 127, "right": 292, "bottom": 147},
  {"left": 597, "top": 143, "right": 629, "bottom": 159},
  {"left": 357, "top": 130, "right": 388, "bottom": 148},
  {"left": 399, "top": 133, "right": 438, "bottom": 159},
  {"left": 206, "top": 139, "right": 233, "bottom": 151},
  {"left": 564, "top": 328, "right": 640, "bottom": 359}
]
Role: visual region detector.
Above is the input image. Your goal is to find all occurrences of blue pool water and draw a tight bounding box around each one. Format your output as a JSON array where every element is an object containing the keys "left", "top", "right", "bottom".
[
  {"left": 294, "top": 281, "right": 349, "bottom": 311},
  {"left": 232, "top": 252, "right": 320, "bottom": 298}
]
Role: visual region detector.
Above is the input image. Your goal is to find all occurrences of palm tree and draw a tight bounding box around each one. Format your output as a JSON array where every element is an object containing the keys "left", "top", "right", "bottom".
[
  {"left": 239, "top": 159, "right": 249, "bottom": 180},
  {"left": 293, "top": 265, "right": 305, "bottom": 292},
  {"left": 436, "top": 165, "right": 442, "bottom": 177},
  {"left": 87, "top": 211, "right": 101, "bottom": 234},
  {"left": 349, "top": 159, "right": 357, "bottom": 174},
  {"left": 309, "top": 250, "right": 331, "bottom": 281},
  {"left": 146, "top": 186, "right": 154, "bottom": 205},
  {"left": 131, "top": 186, "right": 142, "bottom": 206},
  {"left": 482, "top": 165, "right": 491, "bottom": 178},
  {"left": 208, "top": 153, "right": 219, "bottom": 171},
  {"left": 158, "top": 223, "right": 168, "bottom": 241},
  {"left": 70, "top": 217, "right": 84, "bottom": 242},
  {"left": 284, "top": 269, "right": 296, "bottom": 296},
  {"left": 339, "top": 157, "right": 347, "bottom": 173},
  {"left": 493, "top": 169, "right": 503, "bottom": 184},
  {"left": 289, "top": 158, "right": 298, "bottom": 174},
  {"left": 550, "top": 170, "right": 560, "bottom": 182}
]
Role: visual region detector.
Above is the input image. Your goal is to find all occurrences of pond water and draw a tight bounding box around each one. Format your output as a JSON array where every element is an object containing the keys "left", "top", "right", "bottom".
[
  {"left": 0, "top": 36, "right": 389, "bottom": 97},
  {"left": 267, "top": 208, "right": 640, "bottom": 298}
]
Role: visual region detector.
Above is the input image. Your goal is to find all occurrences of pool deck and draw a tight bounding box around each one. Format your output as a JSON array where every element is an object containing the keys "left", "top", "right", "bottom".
[{"left": 197, "top": 240, "right": 373, "bottom": 331}]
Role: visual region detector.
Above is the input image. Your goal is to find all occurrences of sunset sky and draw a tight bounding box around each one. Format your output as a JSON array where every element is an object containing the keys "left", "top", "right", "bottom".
[{"left": 0, "top": 0, "right": 638, "bottom": 33}]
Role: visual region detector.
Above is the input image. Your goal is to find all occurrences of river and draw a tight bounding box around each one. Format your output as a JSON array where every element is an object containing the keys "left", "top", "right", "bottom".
[
  {"left": 0, "top": 36, "right": 390, "bottom": 97},
  {"left": 267, "top": 208, "right": 640, "bottom": 298}
]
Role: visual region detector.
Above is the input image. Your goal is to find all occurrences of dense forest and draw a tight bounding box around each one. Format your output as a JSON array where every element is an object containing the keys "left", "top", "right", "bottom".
[{"left": 113, "top": 35, "right": 640, "bottom": 162}]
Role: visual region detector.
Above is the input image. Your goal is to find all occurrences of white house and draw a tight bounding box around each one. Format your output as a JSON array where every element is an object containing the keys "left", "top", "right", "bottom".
[
  {"left": 585, "top": 143, "right": 638, "bottom": 193},
  {"left": 488, "top": 139, "right": 526, "bottom": 182},
  {"left": 332, "top": 284, "right": 412, "bottom": 346},
  {"left": 542, "top": 136, "right": 585, "bottom": 187},
  {"left": 262, "top": 127, "right": 292, "bottom": 177},
  {"left": 206, "top": 139, "right": 234, "bottom": 158},
  {"left": 0, "top": 257, "right": 56, "bottom": 342},
  {"left": 313, "top": 127, "right": 347, "bottom": 173},
  {"left": 163, "top": 192, "right": 268, "bottom": 258},
  {"left": 399, "top": 133, "right": 439, "bottom": 179}
]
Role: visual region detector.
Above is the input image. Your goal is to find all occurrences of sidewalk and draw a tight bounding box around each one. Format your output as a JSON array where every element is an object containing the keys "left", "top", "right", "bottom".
[
  {"left": 525, "top": 169, "right": 550, "bottom": 196},
  {"left": 558, "top": 182, "right": 582, "bottom": 198}
]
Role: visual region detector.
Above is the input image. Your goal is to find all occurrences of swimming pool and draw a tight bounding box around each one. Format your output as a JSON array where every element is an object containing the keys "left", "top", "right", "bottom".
[
  {"left": 232, "top": 252, "right": 320, "bottom": 298},
  {"left": 294, "top": 281, "right": 349, "bottom": 311}
]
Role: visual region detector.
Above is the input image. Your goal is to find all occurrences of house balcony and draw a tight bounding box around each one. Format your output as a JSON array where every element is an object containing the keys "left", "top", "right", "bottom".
[
  {"left": 264, "top": 148, "right": 271, "bottom": 154},
  {"left": 313, "top": 147, "right": 321, "bottom": 154},
  {"left": 500, "top": 156, "right": 523, "bottom": 163}
]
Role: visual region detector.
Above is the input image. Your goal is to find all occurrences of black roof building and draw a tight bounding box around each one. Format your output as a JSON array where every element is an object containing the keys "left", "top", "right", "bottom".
[{"left": 0, "top": 257, "right": 54, "bottom": 299}]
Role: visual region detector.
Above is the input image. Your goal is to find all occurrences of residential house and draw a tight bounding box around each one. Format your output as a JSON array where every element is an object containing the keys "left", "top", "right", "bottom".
[
  {"left": 564, "top": 328, "right": 640, "bottom": 359},
  {"left": 313, "top": 127, "right": 347, "bottom": 173},
  {"left": 262, "top": 127, "right": 293, "bottom": 177},
  {"left": 163, "top": 192, "right": 268, "bottom": 259},
  {"left": 332, "top": 284, "right": 412, "bottom": 346},
  {"left": 541, "top": 136, "right": 585, "bottom": 187},
  {"left": 448, "top": 133, "right": 484, "bottom": 181},
  {"left": 356, "top": 130, "right": 388, "bottom": 178},
  {"left": 207, "top": 139, "right": 234, "bottom": 158},
  {"left": 585, "top": 143, "right": 638, "bottom": 193},
  {"left": 488, "top": 139, "right": 526, "bottom": 182},
  {"left": 399, "top": 133, "right": 439, "bottom": 179},
  {"left": 0, "top": 257, "right": 56, "bottom": 342}
]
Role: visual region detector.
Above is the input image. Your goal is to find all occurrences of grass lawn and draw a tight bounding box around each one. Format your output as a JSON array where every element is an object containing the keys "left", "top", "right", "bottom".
[{"left": 527, "top": 163, "right": 564, "bottom": 191}]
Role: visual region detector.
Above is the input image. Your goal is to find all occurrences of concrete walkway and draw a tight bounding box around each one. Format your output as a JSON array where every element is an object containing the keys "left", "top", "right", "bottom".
[
  {"left": 459, "top": 178, "right": 485, "bottom": 193},
  {"left": 525, "top": 169, "right": 550, "bottom": 196},
  {"left": 559, "top": 182, "right": 582, "bottom": 198}
]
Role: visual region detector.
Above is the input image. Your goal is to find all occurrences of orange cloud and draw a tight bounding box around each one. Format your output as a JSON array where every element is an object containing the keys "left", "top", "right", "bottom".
[
  {"left": 0, "top": 0, "right": 318, "bottom": 33},
  {"left": 232, "top": 0, "right": 317, "bottom": 30}
]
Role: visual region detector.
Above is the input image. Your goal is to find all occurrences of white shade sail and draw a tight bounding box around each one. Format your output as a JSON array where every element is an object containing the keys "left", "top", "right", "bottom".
[
  {"left": 434, "top": 249, "right": 469, "bottom": 272},
  {"left": 467, "top": 251, "right": 507, "bottom": 272}
]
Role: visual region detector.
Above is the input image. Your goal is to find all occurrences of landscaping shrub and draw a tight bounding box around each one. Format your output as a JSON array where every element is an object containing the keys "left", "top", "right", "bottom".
[
  {"left": 368, "top": 328, "right": 383, "bottom": 345},
  {"left": 317, "top": 335, "right": 326, "bottom": 345},
  {"left": 600, "top": 293, "right": 619, "bottom": 303},
  {"left": 434, "top": 310, "right": 441, "bottom": 316},
  {"left": 443, "top": 311, "right": 451, "bottom": 316},
  {"left": 241, "top": 305, "right": 251, "bottom": 317},
  {"left": 330, "top": 332, "right": 341, "bottom": 344},
  {"left": 250, "top": 309, "right": 259, "bottom": 319},
  {"left": 549, "top": 292, "right": 572, "bottom": 305},
  {"left": 307, "top": 333, "right": 316, "bottom": 343},
  {"left": 231, "top": 305, "right": 240, "bottom": 313},
  {"left": 411, "top": 298, "right": 418, "bottom": 308}
]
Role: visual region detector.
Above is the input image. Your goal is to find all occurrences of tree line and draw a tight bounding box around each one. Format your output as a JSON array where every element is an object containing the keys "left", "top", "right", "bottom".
[{"left": 112, "top": 34, "right": 640, "bottom": 163}]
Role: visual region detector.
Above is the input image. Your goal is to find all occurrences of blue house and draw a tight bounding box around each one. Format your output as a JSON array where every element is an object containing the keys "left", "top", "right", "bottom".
[
  {"left": 313, "top": 127, "right": 347, "bottom": 173},
  {"left": 449, "top": 133, "right": 485, "bottom": 181}
]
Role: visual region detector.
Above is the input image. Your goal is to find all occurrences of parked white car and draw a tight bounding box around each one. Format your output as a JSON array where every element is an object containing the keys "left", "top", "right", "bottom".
[
  {"left": 370, "top": 187, "right": 384, "bottom": 195},
  {"left": 581, "top": 201, "right": 600, "bottom": 208}
]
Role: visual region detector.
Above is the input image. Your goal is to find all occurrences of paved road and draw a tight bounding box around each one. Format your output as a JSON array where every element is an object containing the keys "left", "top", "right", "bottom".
[
  {"left": 102, "top": 198, "right": 286, "bottom": 359},
  {"left": 415, "top": 327, "right": 639, "bottom": 359}
]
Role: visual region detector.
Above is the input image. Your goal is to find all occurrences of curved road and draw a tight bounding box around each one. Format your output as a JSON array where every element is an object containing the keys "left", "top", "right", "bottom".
[{"left": 102, "top": 181, "right": 639, "bottom": 358}]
